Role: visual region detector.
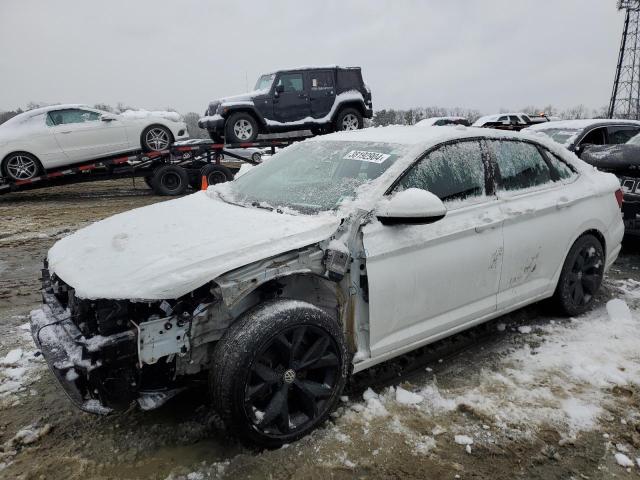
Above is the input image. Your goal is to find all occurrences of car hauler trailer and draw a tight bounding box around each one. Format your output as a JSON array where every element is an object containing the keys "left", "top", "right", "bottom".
[{"left": 0, "top": 136, "right": 310, "bottom": 196}]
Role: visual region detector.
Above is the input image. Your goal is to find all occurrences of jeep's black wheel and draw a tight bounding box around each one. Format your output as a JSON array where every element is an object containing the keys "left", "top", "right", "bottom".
[
  {"left": 335, "top": 108, "right": 363, "bottom": 131},
  {"left": 201, "top": 164, "right": 234, "bottom": 185},
  {"left": 150, "top": 164, "right": 189, "bottom": 196},
  {"left": 553, "top": 234, "right": 604, "bottom": 316},
  {"left": 225, "top": 112, "right": 259, "bottom": 143},
  {"left": 208, "top": 130, "right": 224, "bottom": 144},
  {"left": 211, "top": 300, "right": 349, "bottom": 448}
]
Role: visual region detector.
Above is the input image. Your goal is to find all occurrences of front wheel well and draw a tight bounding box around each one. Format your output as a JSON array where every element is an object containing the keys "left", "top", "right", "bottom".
[{"left": 223, "top": 109, "right": 264, "bottom": 128}]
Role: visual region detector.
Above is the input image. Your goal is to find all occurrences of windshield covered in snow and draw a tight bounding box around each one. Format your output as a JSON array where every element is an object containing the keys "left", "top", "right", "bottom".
[
  {"left": 226, "top": 140, "right": 408, "bottom": 213},
  {"left": 531, "top": 127, "right": 581, "bottom": 146},
  {"left": 255, "top": 73, "right": 276, "bottom": 91}
]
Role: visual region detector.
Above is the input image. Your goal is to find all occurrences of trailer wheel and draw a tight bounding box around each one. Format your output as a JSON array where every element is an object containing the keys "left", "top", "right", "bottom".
[
  {"left": 201, "top": 164, "right": 234, "bottom": 185},
  {"left": 225, "top": 112, "right": 259, "bottom": 143},
  {"left": 151, "top": 165, "right": 189, "bottom": 196}
]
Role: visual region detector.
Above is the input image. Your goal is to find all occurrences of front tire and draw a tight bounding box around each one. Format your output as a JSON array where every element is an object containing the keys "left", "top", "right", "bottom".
[
  {"left": 553, "top": 234, "right": 605, "bottom": 316},
  {"left": 211, "top": 300, "right": 349, "bottom": 448},
  {"left": 225, "top": 112, "right": 259, "bottom": 143},
  {"left": 335, "top": 108, "right": 363, "bottom": 131},
  {"left": 141, "top": 125, "right": 173, "bottom": 152},
  {"left": 2, "top": 152, "right": 43, "bottom": 181}
]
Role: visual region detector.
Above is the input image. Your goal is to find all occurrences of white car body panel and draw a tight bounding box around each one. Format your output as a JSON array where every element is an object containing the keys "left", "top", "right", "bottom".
[
  {"left": 0, "top": 104, "right": 188, "bottom": 176},
  {"left": 45, "top": 125, "right": 625, "bottom": 374},
  {"left": 47, "top": 191, "right": 340, "bottom": 300}
]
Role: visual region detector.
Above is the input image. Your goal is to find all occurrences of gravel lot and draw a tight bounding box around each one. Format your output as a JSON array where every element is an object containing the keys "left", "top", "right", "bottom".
[{"left": 1, "top": 179, "right": 640, "bottom": 480}]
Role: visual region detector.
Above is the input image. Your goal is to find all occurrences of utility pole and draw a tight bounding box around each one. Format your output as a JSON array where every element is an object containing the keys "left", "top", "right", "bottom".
[{"left": 609, "top": 0, "right": 640, "bottom": 119}]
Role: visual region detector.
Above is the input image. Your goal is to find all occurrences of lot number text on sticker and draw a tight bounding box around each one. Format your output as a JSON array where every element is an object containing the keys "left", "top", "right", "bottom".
[{"left": 344, "top": 150, "right": 391, "bottom": 164}]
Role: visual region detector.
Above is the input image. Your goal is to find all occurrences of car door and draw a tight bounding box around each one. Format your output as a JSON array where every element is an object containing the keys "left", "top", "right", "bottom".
[
  {"left": 308, "top": 70, "right": 336, "bottom": 119},
  {"left": 47, "top": 108, "right": 129, "bottom": 162},
  {"left": 362, "top": 139, "right": 504, "bottom": 357},
  {"left": 273, "top": 72, "right": 311, "bottom": 123},
  {"left": 488, "top": 139, "right": 581, "bottom": 309}
]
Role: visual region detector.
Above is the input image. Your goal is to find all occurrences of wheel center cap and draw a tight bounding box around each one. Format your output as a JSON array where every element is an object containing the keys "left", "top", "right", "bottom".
[{"left": 283, "top": 369, "right": 296, "bottom": 384}]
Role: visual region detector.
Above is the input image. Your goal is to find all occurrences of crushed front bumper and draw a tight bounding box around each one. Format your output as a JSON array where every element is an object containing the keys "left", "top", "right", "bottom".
[{"left": 31, "top": 265, "right": 138, "bottom": 414}]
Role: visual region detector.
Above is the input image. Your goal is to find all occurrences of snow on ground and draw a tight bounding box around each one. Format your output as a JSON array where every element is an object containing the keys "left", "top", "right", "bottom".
[
  {"left": 313, "top": 289, "right": 640, "bottom": 469},
  {"left": 0, "top": 317, "right": 44, "bottom": 408}
]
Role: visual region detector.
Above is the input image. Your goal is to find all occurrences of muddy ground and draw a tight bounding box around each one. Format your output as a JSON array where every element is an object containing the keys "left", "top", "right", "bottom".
[{"left": 1, "top": 179, "right": 640, "bottom": 480}]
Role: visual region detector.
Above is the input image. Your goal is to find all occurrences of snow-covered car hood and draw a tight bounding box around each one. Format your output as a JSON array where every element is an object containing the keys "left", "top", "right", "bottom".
[{"left": 47, "top": 191, "right": 340, "bottom": 301}]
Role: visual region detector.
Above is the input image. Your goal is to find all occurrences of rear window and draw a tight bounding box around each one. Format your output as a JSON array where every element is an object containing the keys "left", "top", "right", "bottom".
[{"left": 337, "top": 69, "right": 362, "bottom": 92}]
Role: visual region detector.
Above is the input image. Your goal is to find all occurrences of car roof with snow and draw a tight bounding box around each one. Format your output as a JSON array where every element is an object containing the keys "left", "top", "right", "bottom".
[
  {"left": 0, "top": 104, "right": 90, "bottom": 127},
  {"left": 307, "top": 124, "right": 553, "bottom": 149},
  {"left": 472, "top": 113, "right": 530, "bottom": 126},
  {"left": 526, "top": 118, "right": 640, "bottom": 131},
  {"left": 416, "top": 117, "right": 467, "bottom": 126}
]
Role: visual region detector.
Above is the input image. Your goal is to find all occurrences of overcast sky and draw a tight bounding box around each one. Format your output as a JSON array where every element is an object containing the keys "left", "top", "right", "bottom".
[{"left": 0, "top": 0, "right": 624, "bottom": 115}]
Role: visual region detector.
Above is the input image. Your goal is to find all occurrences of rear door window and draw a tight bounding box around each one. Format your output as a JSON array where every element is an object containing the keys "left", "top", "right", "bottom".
[
  {"left": 310, "top": 71, "right": 334, "bottom": 90},
  {"left": 607, "top": 125, "right": 640, "bottom": 145},
  {"left": 395, "top": 140, "right": 486, "bottom": 206},
  {"left": 488, "top": 140, "right": 553, "bottom": 191}
]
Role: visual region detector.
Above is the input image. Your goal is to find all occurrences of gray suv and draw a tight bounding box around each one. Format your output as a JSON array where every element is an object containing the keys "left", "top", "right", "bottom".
[{"left": 198, "top": 66, "right": 373, "bottom": 143}]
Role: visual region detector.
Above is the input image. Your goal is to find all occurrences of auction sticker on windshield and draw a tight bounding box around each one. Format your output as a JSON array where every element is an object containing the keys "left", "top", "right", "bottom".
[{"left": 344, "top": 150, "right": 391, "bottom": 163}]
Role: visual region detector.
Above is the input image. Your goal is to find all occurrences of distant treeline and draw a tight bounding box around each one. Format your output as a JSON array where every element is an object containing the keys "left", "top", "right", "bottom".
[{"left": 0, "top": 102, "right": 612, "bottom": 135}]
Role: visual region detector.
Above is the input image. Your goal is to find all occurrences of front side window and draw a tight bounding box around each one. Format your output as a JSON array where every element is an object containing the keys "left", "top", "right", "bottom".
[
  {"left": 608, "top": 126, "right": 640, "bottom": 145},
  {"left": 580, "top": 127, "right": 606, "bottom": 146},
  {"left": 310, "top": 71, "right": 334, "bottom": 89},
  {"left": 395, "top": 140, "right": 486, "bottom": 205},
  {"left": 47, "top": 109, "right": 100, "bottom": 126},
  {"left": 489, "top": 140, "right": 552, "bottom": 191},
  {"left": 276, "top": 73, "right": 304, "bottom": 93}
]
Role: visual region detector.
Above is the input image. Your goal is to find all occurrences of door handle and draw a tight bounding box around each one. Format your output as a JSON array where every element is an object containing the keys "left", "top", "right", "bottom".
[
  {"left": 60, "top": 131, "right": 72, "bottom": 134},
  {"left": 475, "top": 218, "right": 501, "bottom": 233},
  {"left": 556, "top": 197, "right": 574, "bottom": 209}
]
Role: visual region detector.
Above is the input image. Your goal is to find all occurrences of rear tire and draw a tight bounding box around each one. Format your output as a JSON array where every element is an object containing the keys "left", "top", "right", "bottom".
[
  {"left": 211, "top": 300, "right": 349, "bottom": 448},
  {"left": 150, "top": 164, "right": 189, "bottom": 196},
  {"left": 2, "top": 152, "right": 43, "bottom": 181},
  {"left": 225, "top": 112, "right": 259, "bottom": 143},
  {"left": 201, "top": 164, "right": 234, "bottom": 185},
  {"left": 553, "top": 234, "right": 605, "bottom": 316},
  {"left": 335, "top": 108, "right": 363, "bottom": 131}
]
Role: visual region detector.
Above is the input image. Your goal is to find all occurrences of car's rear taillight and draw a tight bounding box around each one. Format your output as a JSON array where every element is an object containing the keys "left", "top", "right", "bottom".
[{"left": 615, "top": 188, "right": 624, "bottom": 208}]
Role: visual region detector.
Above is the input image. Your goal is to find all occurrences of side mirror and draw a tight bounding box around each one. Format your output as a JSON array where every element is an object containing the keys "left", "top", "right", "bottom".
[
  {"left": 376, "top": 188, "right": 446, "bottom": 226},
  {"left": 275, "top": 84, "right": 284, "bottom": 94},
  {"left": 101, "top": 114, "right": 116, "bottom": 122}
]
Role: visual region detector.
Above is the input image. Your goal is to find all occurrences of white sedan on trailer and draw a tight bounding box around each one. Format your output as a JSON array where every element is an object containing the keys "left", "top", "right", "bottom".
[
  {"left": 0, "top": 104, "right": 189, "bottom": 181},
  {"left": 33, "top": 125, "right": 624, "bottom": 447}
]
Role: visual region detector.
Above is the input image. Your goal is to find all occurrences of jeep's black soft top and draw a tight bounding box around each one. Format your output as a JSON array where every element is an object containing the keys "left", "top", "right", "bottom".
[{"left": 266, "top": 66, "right": 365, "bottom": 94}]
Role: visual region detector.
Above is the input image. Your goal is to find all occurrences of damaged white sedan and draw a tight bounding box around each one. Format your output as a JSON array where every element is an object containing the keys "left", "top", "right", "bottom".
[{"left": 31, "top": 126, "right": 624, "bottom": 447}]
